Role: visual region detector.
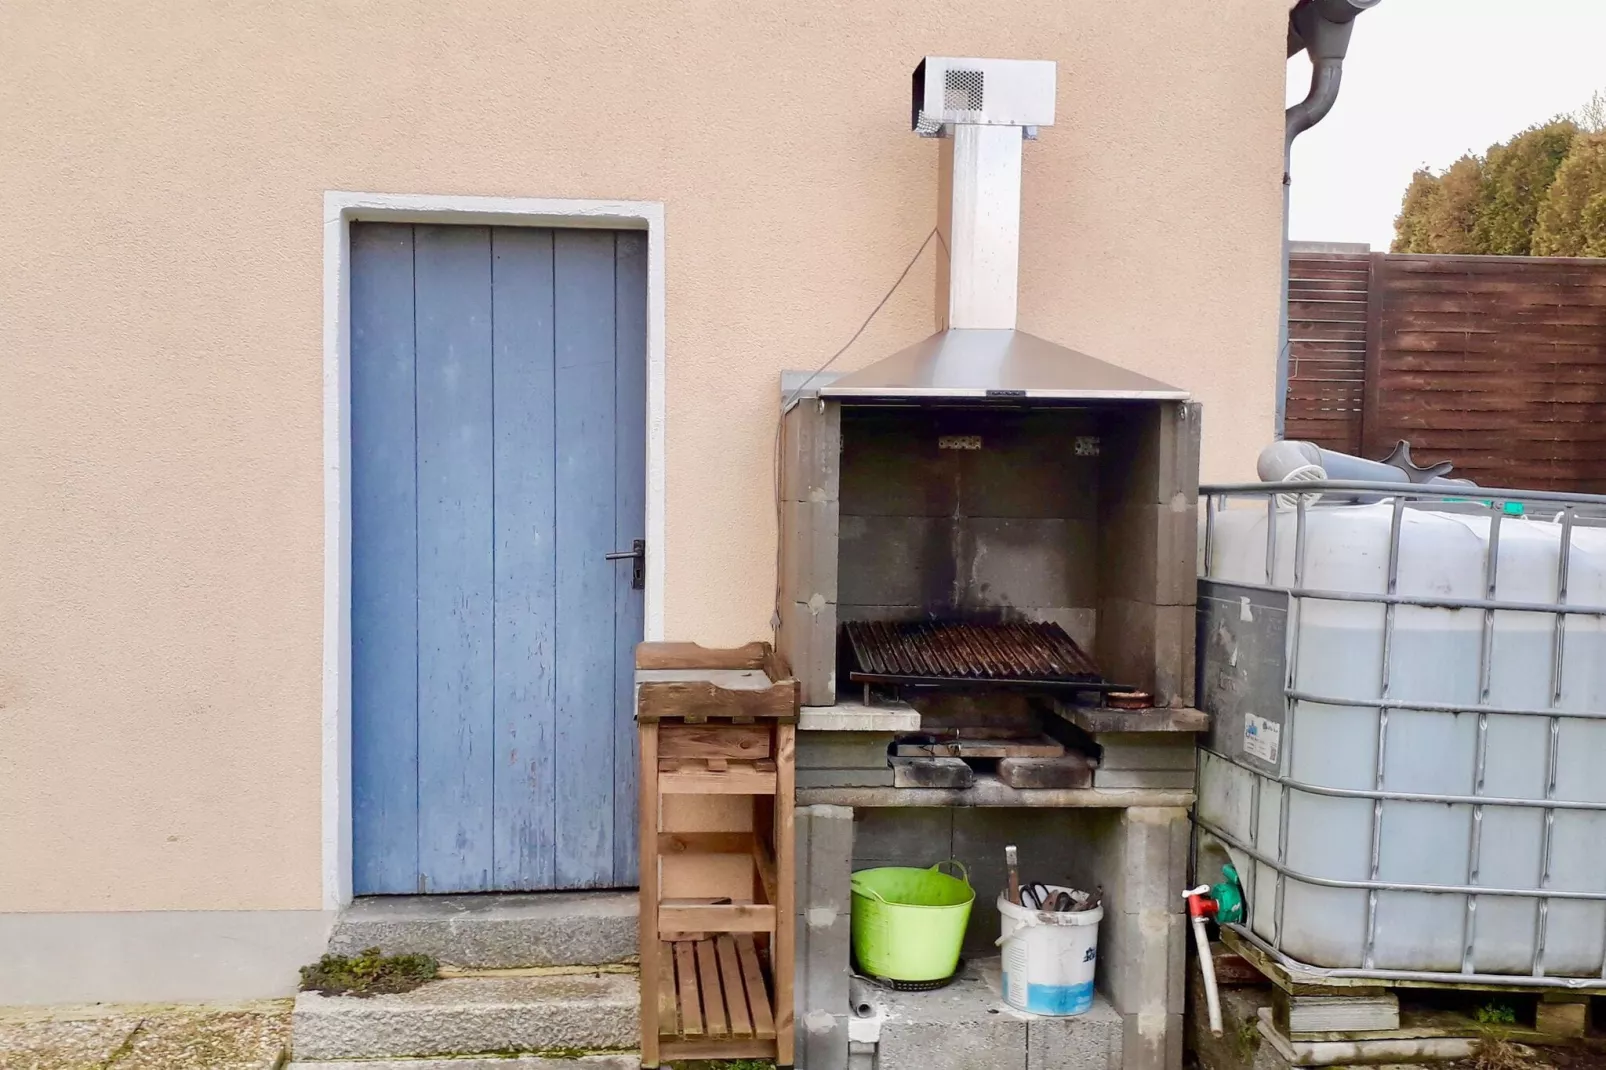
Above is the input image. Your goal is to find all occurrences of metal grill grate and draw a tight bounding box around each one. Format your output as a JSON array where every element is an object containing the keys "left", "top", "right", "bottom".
[{"left": 843, "top": 619, "right": 1114, "bottom": 690}]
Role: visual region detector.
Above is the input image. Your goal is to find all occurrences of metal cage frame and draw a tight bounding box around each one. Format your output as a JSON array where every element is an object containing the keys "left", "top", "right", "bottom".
[{"left": 1197, "top": 479, "right": 1606, "bottom": 989}]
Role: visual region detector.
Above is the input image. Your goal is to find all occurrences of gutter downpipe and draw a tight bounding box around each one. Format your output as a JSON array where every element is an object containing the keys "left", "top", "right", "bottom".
[{"left": 1276, "top": 0, "right": 1380, "bottom": 438}]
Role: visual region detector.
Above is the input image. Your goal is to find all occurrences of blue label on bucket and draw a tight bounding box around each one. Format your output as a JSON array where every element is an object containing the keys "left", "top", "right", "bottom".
[{"left": 1005, "top": 973, "right": 1096, "bottom": 1015}]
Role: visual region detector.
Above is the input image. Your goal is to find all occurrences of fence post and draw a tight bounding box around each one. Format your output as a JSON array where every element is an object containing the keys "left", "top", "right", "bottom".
[{"left": 1359, "top": 251, "right": 1386, "bottom": 460}]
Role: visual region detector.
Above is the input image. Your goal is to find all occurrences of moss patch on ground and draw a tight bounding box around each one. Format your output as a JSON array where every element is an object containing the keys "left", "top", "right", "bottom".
[{"left": 298, "top": 946, "right": 438, "bottom": 997}]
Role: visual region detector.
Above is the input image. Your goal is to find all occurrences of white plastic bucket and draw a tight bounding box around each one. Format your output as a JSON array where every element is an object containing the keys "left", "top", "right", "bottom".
[{"left": 996, "top": 889, "right": 1103, "bottom": 1015}]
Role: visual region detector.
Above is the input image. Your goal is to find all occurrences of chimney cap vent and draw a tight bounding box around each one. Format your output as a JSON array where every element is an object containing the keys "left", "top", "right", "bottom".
[{"left": 911, "top": 57, "right": 1056, "bottom": 134}]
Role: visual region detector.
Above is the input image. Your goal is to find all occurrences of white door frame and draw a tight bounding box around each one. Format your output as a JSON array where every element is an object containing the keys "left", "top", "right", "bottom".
[{"left": 321, "top": 191, "right": 667, "bottom": 909}]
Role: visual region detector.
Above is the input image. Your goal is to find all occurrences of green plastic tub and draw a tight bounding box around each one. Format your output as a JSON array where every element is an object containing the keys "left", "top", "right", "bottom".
[{"left": 851, "top": 861, "right": 974, "bottom": 981}]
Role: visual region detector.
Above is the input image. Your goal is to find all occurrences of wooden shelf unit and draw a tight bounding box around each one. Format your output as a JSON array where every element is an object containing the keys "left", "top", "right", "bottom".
[{"left": 637, "top": 641, "right": 797, "bottom": 1069}]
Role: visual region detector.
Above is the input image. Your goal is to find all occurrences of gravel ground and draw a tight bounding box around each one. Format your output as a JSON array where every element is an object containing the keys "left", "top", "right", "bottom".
[{"left": 0, "top": 1001, "right": 290, "bottom": 1070}]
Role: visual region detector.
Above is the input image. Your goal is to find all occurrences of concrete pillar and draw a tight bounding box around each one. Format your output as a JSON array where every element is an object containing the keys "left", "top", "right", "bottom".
[
  {"left": 1093, "top": 807, "right": 1191, "bottom": 1070},
  {"left": 796, "top": 804, "right": 854, "bottom": 1069}
]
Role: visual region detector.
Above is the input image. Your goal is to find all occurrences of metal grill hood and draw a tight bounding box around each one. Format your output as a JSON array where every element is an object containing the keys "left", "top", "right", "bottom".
[
  {"left": 817, "top": 57, "right": 1186, "bottom": 404},
  {"left": 818, "top": 328, "right": 1188, "bottom": 401}
]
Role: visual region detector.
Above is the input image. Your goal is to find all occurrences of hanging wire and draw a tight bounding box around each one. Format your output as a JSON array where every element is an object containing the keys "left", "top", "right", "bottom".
[{"left": 770, "top": 227, "right": 941, "bottom": 636}]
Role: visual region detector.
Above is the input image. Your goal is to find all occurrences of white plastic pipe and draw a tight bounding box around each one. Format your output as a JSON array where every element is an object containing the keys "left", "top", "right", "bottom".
[{"left": 1185, "top": 885, "right": 1224, "bottom": 1037}]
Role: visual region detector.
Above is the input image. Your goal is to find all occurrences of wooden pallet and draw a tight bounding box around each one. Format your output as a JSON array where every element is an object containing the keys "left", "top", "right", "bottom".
[
  {"left": 1219, "top": 928, "right": 1605, "bottom": 1040},
  {"left": 638, "top": 641, "right": 797, "bottom": 1068}
]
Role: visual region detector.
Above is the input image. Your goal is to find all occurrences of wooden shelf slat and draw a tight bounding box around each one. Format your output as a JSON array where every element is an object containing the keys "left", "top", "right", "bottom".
[
  {"left": 695, "top": 939, "right": 728, "bottom": 1037},
  {"left": 656, "top": 831, "right": 753, "bottom": 856},
  {"left": 736, "top": 934, "right": 776, "bottom": 1040},
  {"left": 716, "top": 936, "right": 753, "bottom": 1039},
  {"left": 674, "top": 941, "right": 703, "bottom": 1037},
  {"left": 659, "top": 765, "right": 778, "bottom": 795},
  {"left": 657, "top": 945, "right": 678, "bottom": 1035},
  {"left": 660, "top": 903, "right": 776, "bottom": 934}
]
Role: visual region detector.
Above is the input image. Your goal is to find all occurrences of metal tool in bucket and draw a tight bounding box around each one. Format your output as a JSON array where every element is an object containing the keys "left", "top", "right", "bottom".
[{"left": 999, "top": 845, "right": 1104, "bottom": 1016}]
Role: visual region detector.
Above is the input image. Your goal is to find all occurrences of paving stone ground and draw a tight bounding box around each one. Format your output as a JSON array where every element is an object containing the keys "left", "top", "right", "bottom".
[{"left": 0, "top": 1001, "right": 291, "bottom": 1070}]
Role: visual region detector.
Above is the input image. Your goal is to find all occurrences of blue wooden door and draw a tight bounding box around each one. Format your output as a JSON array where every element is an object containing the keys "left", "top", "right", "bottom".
[{"left": 350, "top": 223, "right": 646, "bottom": 894}]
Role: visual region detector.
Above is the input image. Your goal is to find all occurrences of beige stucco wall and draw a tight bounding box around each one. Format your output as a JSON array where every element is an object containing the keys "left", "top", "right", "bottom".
[{"left": 0, "top": 1, "right": 1286, "bottom": 915}]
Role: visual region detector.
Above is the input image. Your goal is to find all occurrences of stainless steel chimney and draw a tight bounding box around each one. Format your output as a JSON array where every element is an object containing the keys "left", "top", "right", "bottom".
[{"left": 820, "top": 57, "right": 1186, "bottom": 402}]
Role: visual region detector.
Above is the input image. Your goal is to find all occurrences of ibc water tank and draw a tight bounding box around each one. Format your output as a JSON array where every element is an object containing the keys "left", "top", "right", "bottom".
[{"left": 1197, "top": 493, "right": 1606, "bottom": 979}]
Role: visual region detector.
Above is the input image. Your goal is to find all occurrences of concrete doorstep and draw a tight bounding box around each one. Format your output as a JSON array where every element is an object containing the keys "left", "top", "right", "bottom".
[
  {"left": 326, "top": 892, "right": 639, "bottom": 969},
  {"left": 290, "top": 972, "right": 638, "bottom": 1062},
  {"left": 290, "top": 1058, "right": 639, "bottom": 1070}
]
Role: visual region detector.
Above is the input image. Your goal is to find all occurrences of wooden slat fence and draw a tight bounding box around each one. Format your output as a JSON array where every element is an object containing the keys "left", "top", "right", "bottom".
[
  {"left": 1286, "top": 252, "right": 1371, "bottom": 454},
  {"left": 1285, "top": 252, "right": 1606, "bottom": 492}
]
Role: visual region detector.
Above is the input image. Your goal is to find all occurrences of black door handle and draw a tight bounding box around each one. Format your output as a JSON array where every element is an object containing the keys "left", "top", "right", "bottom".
[{"left": 605, "top": 539, "right": 645, "bottom": 590}]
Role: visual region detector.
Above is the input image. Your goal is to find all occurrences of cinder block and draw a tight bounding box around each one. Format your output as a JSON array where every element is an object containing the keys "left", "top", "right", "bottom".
[
  {"left": 1093, "top": 808, "right": 1189, "bottom": 916},
  {"left": 1095, "top": 600, "right": 1197, "bottom": 709},
  {"left": 782, "top": 397, "right": 841, "bottom": 503},
  {"left": 803, "top": 918, "right": 854, "bottom": 1015},
  {"left": 1099, "top": 909, "right": 1182, "bottom": 1018},
  {"left": 801, "top": 1009, "right": 850, "bottom": 1070},
  {"left": 782, "top": 499, "right": 841, "bottom": 607},
  {"left": 1166, "top": 912, "right": 1187, "bottom": 1015},
  {"left": 798, "top": 768, "right": 894, "bottom": 789},
  {"left": 1100, "top": 502, "right": 1196, "bottom": 607},
  {"left": 782, "top": 598, "right": 838, "bottom": 707},
  {"left": 1092, "top": 735, "right": 1199, "bottom": 772},
  {"left": 1093, "top": 769, "right": 1196, "bottom": 791},
  {"left": 1099, "top": 400, "right": 1198, "bottom": 508},
  {"left": 852, "top": 809, "right": 952, "bottom": 866},
  {"left": 1119, "top": 1010, "right": 1170, "bottom": 1070},
  {"left": 804, "top": 908, "right": 852, "bottom": 1014},
  {"left": 878, "top": 1014, "right": 1027, "bottom": 1070},
  {"left": 798, "top": 732, "right": 894, "bottom": 770},
  {"left": 1165, "top": 1011, "right": 1184, "bottom": 1070},
  {"left": 891, "top": 756, "right": 975, "bottom": 789},
  {"left": 1026, "top": 1001, "right": 1124, "bottom": 1070},
  {"left": 804, "top": 805, "right": 855, "bottom": 917}
]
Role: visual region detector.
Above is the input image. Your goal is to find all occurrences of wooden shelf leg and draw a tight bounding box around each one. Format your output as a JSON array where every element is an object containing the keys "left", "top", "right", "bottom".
[
  {"left": 774, "top": 722, "right": 796, "bottom": 1067},
  {"left": 639, "top": 721, "right": 661, "bottom": 1068}
]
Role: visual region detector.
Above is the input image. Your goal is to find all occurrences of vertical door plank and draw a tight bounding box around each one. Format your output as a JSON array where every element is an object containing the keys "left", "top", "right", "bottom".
[
  {"left": 491, "top": 227, "right": 559, "bottom": 890},
  {"left": 414, "top": 224, "right": 496, "bottom": 893},
  {"left": 613, "top": 231, "right": 649, "bottom": 884},
  {"left": 553, "top": 229, "right": 618, "bottom": 887},
  {"left": 350, "top": 223, "right": 420, "bottom": 895}
]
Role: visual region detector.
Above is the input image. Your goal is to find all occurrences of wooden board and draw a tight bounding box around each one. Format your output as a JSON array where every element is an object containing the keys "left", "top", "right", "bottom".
[
  {"left": 894, "top": 734, "right": 1064, "bottom": 759},
  {"left": 658, "top": 762, "right": 778, "bottom": 795},
  {"left": 673, "top": 941, "right": 703, "bottom": 1037},
  {"left": 716, "top": 936, "right": 753, "bottom": 1038},
  {"left": 637, "top": 641, "right": 771, "bottom": 670},
  {"left": 695, "top": 939, "right": 727, "bottom": 1036},
  {"left": 660, "top": 904, "right": 776, "bottom": 934},
  {"left": 1220, "top": 927, "right": 1606, "bottom": 998},
  {"left": 659, "top": 723, "right": 772, "bottom": 761},
  {"left": 736, "top": 934, "right": 776, "bottom": 1040}
]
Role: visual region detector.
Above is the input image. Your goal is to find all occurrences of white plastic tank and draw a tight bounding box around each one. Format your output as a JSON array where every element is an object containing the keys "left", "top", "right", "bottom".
[{"left": 1198, "top": 498, "right": 1606, "bottom": 977}]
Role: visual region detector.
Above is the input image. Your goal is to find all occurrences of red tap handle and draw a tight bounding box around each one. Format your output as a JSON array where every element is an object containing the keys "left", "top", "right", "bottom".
[{"left": 1187, "top": 892, "right": 1219, "bottom": 920}]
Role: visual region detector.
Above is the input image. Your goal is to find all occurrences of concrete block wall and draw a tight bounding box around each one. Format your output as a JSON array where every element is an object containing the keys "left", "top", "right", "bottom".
[
  {"left": 849, "top": 806, "right": 1191, "bottom": 1070},
  {"left": 1087, "top": 807, "right": 1192, "bottom": 1070}
]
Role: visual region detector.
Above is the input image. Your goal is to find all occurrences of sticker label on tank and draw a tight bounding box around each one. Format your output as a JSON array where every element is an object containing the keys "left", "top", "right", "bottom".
[{"left": 1244, "top": 714, "right": 1281, "bottom": 763}]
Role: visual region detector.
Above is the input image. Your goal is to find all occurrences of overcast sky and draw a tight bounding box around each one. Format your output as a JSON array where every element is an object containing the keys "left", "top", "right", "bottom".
[{"left": 1287, "top": 0, "right": 1606, "bottom": 250}]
